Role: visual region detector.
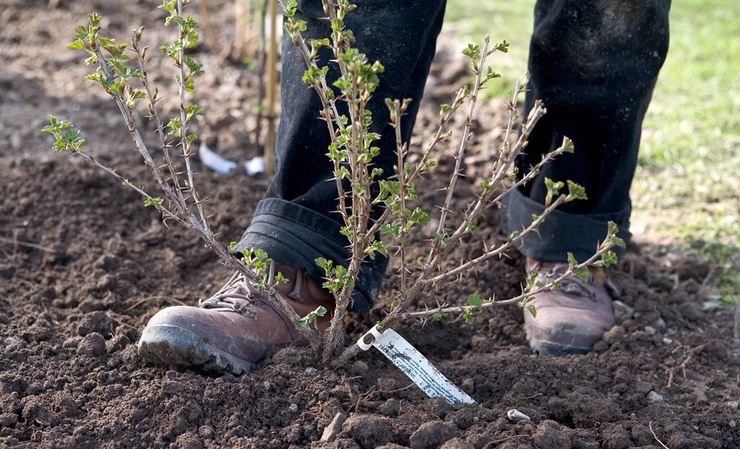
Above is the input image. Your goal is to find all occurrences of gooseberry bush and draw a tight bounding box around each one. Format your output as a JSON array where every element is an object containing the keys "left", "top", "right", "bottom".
[{"left": 44, "top": 0, "right": 623, "bottom": 363}]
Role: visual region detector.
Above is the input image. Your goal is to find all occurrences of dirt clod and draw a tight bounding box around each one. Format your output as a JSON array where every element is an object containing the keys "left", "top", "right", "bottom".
[
  {"left": 76, "top": 332, "right": 107, "bottom": 357},
  {"left": 440, "top": 438, "right": 474, "bottom": 449},
  {"left": 76, "top": 311, "right": 115, "bottom": 337},
  {"left": 343, "top": 414, "right": 395, "bottom": 449},
  {"left": 532, "top": 420, "right": 572, "bottom": 449},
  {"left": 601, "top": 424, "right": 632, "bottom": 449},
  {"left": 409, "top": 421, "right": 459, "bottom": 449}
]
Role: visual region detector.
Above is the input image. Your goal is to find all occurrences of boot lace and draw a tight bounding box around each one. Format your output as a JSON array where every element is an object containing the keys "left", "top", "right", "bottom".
[
  {"left": 537, "top": 263, "right": 597, "bottom": 301},
  {"left": 199, "top": 272, "right": 257, "bottom": 317}
]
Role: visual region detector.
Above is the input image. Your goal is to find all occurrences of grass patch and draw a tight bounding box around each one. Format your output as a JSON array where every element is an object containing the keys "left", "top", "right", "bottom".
[{"left": 444, "top": 0, "right": 739, "bottom": 300}]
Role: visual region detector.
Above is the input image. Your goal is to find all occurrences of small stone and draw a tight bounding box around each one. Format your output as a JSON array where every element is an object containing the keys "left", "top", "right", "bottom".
[
  {"left": 662, "top": 337, "right": 673, "bottom": 344},
  {"left": 76, "top": 332, "right": 106, "bottom": 357},
  {"left": 461, "top": 378, "right": 475, "bottom": 393},
  {"left": 262, "top": 381, "right": 271, "bottom": 390},
  {"left": 730, "top": 420, "right": 736, "bottom": 428},
  {"left": 727, "top": 401, "right": 739, "bottom": 410},
  {"left": 409, "top": 421, "right": 459, "bottom": 449},
  {"left": 305, "top": 367, "right": 318, "bottom": 375},
  {"left": 644, "top": 326, "right": 656, "bottom": 336},
  {"left": 603, "top": 325, "right": 626, "bottom": 345},
  {"left": 506, "top": 409, "right": 532, "bottom": 423},
  {"left": 4, "top": 336, "right": 24, "bottom": 350},
  {"left": 634, "top": 380, "right": 653, "bottom": 394},
  {"left": 288, "top": 403, "right": 299, "bottom": 413},
  {"left": 612, "top": 300, "right": 634, "bottom": 322},
  {"left": 320, "top": 412, "right": 347, "bottom": 442},
  {"left": 647, "top": 391, "right": 664, "bottom": 402}
]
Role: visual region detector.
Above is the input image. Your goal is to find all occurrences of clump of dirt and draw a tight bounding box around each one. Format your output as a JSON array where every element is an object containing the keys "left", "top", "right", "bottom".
[{"left": 1, "top": 1, "right": 738, "bottom": 448}]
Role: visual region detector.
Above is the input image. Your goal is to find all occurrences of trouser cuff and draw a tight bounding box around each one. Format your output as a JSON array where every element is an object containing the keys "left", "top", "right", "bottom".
[
  {"left": 504, "top": 188, "right": 631, "bottom": 262},
  {"left": 236, "top": 199, "right": 387, "bottom": 314}
]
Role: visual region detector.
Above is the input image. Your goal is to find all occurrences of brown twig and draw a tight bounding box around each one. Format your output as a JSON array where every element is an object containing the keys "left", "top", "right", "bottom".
[
  {"left": 649, "top": 421, "right": 671, "bottom": 449},
  {"left": 0, "top": 236, "right": 57, "bottom": 254}
]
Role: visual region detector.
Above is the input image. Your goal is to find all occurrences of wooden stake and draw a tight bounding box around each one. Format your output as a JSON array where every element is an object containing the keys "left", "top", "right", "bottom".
[
  {"left": 197, "top": 0, "right": 222, "bottom": 53},
  {"left": 264, "top": 0, "right": 278, "bottom": 175}
]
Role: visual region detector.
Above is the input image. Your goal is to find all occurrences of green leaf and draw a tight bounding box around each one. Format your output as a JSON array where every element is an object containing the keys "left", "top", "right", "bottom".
[
  {"left": 565, "top": 180, "right": 587, "bottom": 202},
  {"left": 599, "top": 250, "right": 618, "bottom": 267},
  {"left": 544, "top": 178, "right": 564, "bottom": 207},
  {"left": 560, "top": 137, "right": 575, "bottom": 153},
  {"left": 462, "top": 308, "right": 474, "bottom": 325},
  {"left": 567, "top": 252, "right": 579, "bottom": 269},
  {"left": 144, "top": 197, "right": 163, "bottom": 208},
  {"left": 67, "top": 39, "right": 86, "bottom": 51},
  {"left": 526, "top": 303, "right": 537, "bottom": 318},
  {"left": 467, "top": 293, "right": 482, "bottom": 308},
  {"left": 462, "top": 43, "right": 481, "bottom": 61}
]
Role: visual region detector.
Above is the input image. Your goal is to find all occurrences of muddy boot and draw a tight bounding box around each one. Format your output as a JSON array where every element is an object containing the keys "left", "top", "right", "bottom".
[
  {"left": 137, "top": 264, "right": 334, "bottom": 374},
  {"left": 523, "top": 259, "right": 615, "bottom": 355}
]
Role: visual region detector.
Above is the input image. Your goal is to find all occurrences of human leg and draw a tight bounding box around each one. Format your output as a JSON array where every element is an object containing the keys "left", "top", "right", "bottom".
[
  {"left": 138, "top": 0, "right": 448, "bottom": 372},
  {"left": 508, "top": 0, "right": 671, "bottom": 354}
]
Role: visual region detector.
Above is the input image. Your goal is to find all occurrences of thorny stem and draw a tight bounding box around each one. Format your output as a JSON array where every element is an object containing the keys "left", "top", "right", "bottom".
[
  {"left": 430, "top": 36, "right": 492, "bottom": 262},
  {"left": 76, "top": 11, "right": 322, "bottom": 349},
  {"left": 401, "top": 240, "right": 616, "bottom": 319},
  {"left": 132, "top": 32, "right": 187, "bottom": 209},
  {"left": 393, "top": 101, "right": 410, "bottom": 300},
  {"left": 176, "top": 0, "right": 208, "bottom": 227},
  {"left": 426, "top": 195, "right": 567, "bottom": 284},
  {"left": 92, "top": 47, "right": 185, "bottom": 217}
]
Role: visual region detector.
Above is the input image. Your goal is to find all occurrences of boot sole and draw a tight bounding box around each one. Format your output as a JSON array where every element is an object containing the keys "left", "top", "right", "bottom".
[
  {"left": 138, "top": 324, "right": 254, "bottom": 375},
  {"left": 527, "top": 337, "right": 591, "bottom": 356}
]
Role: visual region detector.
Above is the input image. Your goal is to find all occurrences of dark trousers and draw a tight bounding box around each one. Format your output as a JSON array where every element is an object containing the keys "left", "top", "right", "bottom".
[{"left": 237, "top": 0, "right": 671, "bottom": 313}]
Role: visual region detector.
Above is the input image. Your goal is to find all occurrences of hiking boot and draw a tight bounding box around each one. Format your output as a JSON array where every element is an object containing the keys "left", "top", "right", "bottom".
[
  {"left": 523, "top": 259, "right": 615, "bottom": 355},
  {"left": 137, "top": 263, "right": 334, "bottom": 374}
]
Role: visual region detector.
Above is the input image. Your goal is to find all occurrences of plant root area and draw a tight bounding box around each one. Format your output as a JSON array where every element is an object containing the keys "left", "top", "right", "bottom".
[{"left": 0, "top": 1, "right": 737, "bottom": 448}]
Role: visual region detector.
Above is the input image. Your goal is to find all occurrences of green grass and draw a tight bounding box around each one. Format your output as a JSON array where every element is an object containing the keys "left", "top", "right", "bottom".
[{"left": 445, "top": 0, "right": 739, "bottom": 301}]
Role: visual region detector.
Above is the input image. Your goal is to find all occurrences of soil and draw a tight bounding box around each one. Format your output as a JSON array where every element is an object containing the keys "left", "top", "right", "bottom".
[{"left": 1, "top": 1, "right": 738, "bottom": 448}]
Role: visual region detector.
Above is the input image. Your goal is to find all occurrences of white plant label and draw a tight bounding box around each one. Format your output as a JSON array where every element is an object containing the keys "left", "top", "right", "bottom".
[
  {"left": 198, "top": 142, "right": 237, "bottom": 174},
  {"left": 357, "top": 325, "right": 475, "bottom": 406}
]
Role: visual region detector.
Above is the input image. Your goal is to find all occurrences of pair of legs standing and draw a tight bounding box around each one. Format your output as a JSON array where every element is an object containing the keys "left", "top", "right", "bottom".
[{"left": 138, "top": 0, "right": 670, "bottom": 373}]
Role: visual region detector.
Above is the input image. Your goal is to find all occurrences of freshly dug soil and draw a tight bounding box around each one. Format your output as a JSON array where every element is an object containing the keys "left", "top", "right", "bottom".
[{"left": 1, "top": 1, "right": 738, "bottom": 448}]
